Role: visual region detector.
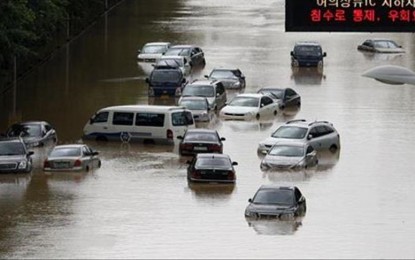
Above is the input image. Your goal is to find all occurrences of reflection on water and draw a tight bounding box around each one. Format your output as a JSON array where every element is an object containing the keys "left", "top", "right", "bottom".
[
  {"left": 359, "top": 51, "right": 405, "bottom": 62},
  {"left": 246, "top": 218, "right": 304, "bottom": 236},
  {"left": 187, "top": 181, "right": 236, "bottom": 199},
  {"left": 220, "top": 119, "right": 276, "bottom": 133},
  {"left": 290, "top": 66, "right": 326, "bottom": 85}
]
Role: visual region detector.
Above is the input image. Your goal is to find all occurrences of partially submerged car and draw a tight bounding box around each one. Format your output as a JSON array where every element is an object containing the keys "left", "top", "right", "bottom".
[
  {"left": 219, "top": 93, "right": 279, "bottom": 120},
  {"left": 205, "top": 68, "right": 246, "bottom": 89},
  {"left": 163, "top": 45, "right": 206, "bottom": 68},
  {"left": 245, "top": 185, "right": 306, "bottom": 220},
  {"left": 4, "top": 121, "right": 57, "bottom": 148},
  {"left": 137, "top": 42, "right": 171, "bottom": 62},
  {"left": 259, "top": 141, "right": 318, "bottom": 171},
  {"left": 257, "top": 87, "right": 301, "bottom": 110},
  {"left": 179, "top": 79, "right": 227, "bottom": 111},
  {"left": 357, "top": 39, "right": 404, "bottom": 53},
  {"left": 177, "top": 96, "right": 212, "bottom": 122},
  {"left": 154, "top": 55, "right": 191, "bottom": 76},
  {"left": 178, "top": 128, "right": 225, "bottom": 156},
  {"left": 145, "top": 67, "right": 187, "bottom": 97},
  {"left": 186, "top": 153, "right": 237, "bottom": 183},
  {"left": 43, "top": 144, "right": 101, "bottom": 172},
  {"left": 0, "top": 138, "right": 34, "bottom": 173},
  {"left": 291, "top": 41, "right": 326, "bottom": 67}
]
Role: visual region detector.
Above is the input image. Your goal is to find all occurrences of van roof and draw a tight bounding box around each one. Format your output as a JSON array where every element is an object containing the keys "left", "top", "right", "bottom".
[{"left": 98, "top": 105, "right": 188, "bottom": 113}]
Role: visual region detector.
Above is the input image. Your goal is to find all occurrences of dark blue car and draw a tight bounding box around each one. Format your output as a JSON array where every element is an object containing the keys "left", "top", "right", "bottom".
[
  {"left": 145, "top": 67, "right": 187, "bottom": 97},
  {"left": 290, "top": 41, "right": 326, "bottom": 67}
]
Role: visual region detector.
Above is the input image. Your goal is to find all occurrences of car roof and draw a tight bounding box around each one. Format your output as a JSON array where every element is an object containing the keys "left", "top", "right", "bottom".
[
  {"left": 211, "top": 68, "right": 239, "bottom": 71},
  {"left": 186, "top": 128, "right": 217, "bottom": 134},
  {"left": 169, "top": 45, "right": 195, "bottom": 49},
  {"left": 294, "top": 41, "right": 321, "bottom": 46},
  {"left": 98, "top": 105, "right": 188, "bottom": 113},
  {"left": 258, "top": 185, "right": 296, "bottom": 191},
  {"left": 53, "top": 144, "right": 85, "bottom": 149},
  {"left": 258, "top": 87, "right": 285, "bottom": 91},
  {"left": 283, "top": 119, "right": 334, "bottom": 128},
  {"left": 179, "top": 96, "right": 208, "bottom": 101},
  {"left": 196, "top": 153, "right": 230, "bottom": 159},
  {"left": 144, "top": 42, "right": 171, "bottom": 46},
  {"left": 235, "top": 93, "right": 265, "bottom": 98}
]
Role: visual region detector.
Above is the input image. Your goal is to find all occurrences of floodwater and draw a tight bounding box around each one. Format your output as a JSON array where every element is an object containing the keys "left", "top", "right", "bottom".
[{"left": 1, "top": 0, "right": 415, "bottom": 258}]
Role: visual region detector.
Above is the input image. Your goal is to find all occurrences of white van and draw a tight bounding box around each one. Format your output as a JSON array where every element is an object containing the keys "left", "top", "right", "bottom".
[{"left": 83, "top": 105, "right": 195, "bottom": 144}]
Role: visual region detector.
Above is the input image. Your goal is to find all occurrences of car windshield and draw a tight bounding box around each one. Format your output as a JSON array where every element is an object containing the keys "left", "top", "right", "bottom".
[
  {"left": 210, "top": 70, "right": 236, "bottom": 79},
  {"left": 271, "top": 126, "right": 308, "bottom": 139},
  {"left": 165, "top": 48, "right": 191, "bottom": 56},
  {"left": 7, "top": 124, "right": 42, "bottom": 138},
  {"left": 195, "top": 157, "right": 231, "bottom": 168},
  {"left": 0, "top": 142, "right": 26, "bottom": 156},
  {"left": 182, "top": 85, "right": 214, "bottom": 97},
  {"left": 229, "top": 96, "right": 259, "bottom": 107},
  {"left": 141, "top": 44, "right": 168, "bottom": 54},
  {"left": 184, "top": 132, "right": 218, "bottom": 142},
  {"left": 295, "top": 45, "right": 322, "bottom": 56},
  {"left": 259, "top": 89, "right": 283, "bottom": 99},
  {"left": 253, "top": 189, "right": 294, "bottom": 205},
  {"left": 373, "top": 40, "right": 399, "bottom": 49},
  {"left": 179, "top": 99, "right": 208, "bottom": 110},
  {"left": 268, "top": 145, "right": 304, "bottom": 157},
  {"left": 150, "top": 70, "right": 182, "bottom": 83},
  {"left": 157, "top": 59, "right": 183, "bottom": 67},
  {"left": 50, "top": 147, "right": 81, "bottom": 157}
]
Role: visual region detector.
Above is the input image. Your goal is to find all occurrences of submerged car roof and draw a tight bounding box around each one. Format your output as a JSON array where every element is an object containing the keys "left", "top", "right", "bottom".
[
  {"left": 294, "top": 41, "right": 322, "bottom": 47},
  {"left": 196, "top": 153, "right": 230, "bottom": 159}
]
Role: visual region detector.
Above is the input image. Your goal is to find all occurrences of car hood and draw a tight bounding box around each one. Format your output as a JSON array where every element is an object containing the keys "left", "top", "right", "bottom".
[
  {"left": 190, "top": 109, "right": 208, "bottom": 115},
  {"left": 222, "top": 106, "right": 257, "bottom": 114},
  {"left": 262, "top": 155, "right": 303, "bottom": 166},
  {"left": 247, "top": 203, "right": 294, "bottom": 214},
  {"left": 0, "top": 154, "right": 26, "bottom": 162},
  {"left": 138, "top": 53, "right": 163, "bottom": 59}
]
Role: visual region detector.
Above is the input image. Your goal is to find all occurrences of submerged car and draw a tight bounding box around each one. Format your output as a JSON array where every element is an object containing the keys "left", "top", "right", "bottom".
[
  {"left": 0, "top": 138, "right": 34, "bottom": 173},
  {"left": 260, "top": 142, "right": 318, "bottom": 171},
  {"left": 245, "top": 185, "right": 307, "bottom": 220},
  {"left": 291, "top": 41, "right": 326, "bottom": 67},
  {"left": 257, "top": 87, "right": 301, "bottom": 110},
  {"left": 145, "top": 67, "right": 187, "bottom": 97},
  {"left": 154, "top": 55, "right": 191, "bottom": 76},
  {"left": 163, "top": 45, "right": 206, "bottom": 68},
  {"left": 205, "top": 68, "right": 246, "bottom": 89},
  {"left": 177, "top": 96, "right": 212, "bottom": 122},
  {"left": 43, "top": 144, "right": 101, "bottom": 172},
  {"left": 137, "top": 42, "right": 171, "bottom": 62},
  {"left": 357, "top": 39, "right": 404, "bottom": 53},
  {"left": 179, "top": 79, "right": 227, "bottom": 111},
  {"left": 186, "top": 153, "right": 237, "bottom": 183},
  {"left": 177, "top": 129, "right": 225, "bottom": 156},
  {"left": 5, "top": 121, "right": 57, "bottom": 148},
  {"left": 257, "top": 119, "right": 340, "bottom": 154},
  {"left": 219, "top": 93, "right": 279, "bottom": 120}
]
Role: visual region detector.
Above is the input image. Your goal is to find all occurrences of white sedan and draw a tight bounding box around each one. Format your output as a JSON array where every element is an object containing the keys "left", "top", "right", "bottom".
[{"left": 219, "top": 93, "right": 280, "bottom": 120}]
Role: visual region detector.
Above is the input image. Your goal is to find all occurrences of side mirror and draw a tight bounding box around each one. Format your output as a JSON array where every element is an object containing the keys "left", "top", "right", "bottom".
[
  {"left": 204, "top": 75, "right": 209, "bottom": 79},
  {"left": 232, "top": 161, "right": 238, "bottom": 166},
  {"left": 260, "top": 103, "right": 264, "bottom": 107},
  {"left": 248, "top": 198, "right": 252, "bottom": 203},
  {"left": 93, "top": 151, "right": 99, "bottom": 156},
  {"left": 28, "top": 151, "right": 34, "bottom": 156},
  {"left": 290, "top": 51, "right": 294, "bottom": 56},
  {"left": 216, "top": 93, "right": 220, "bottom": 97},
  {"left": 182, "top": 78, "right": 186, "bottom": 83},
  {"left": 145, "top": 78, "right": 149, "bottom": 83},
  {"left": 307, "top": 134, "right": 313, "bottom": 140},
  {"left": 177, "top": 136, "right": 183, "bottom": 140},
  {"left": 220, "top": 137, "right": 226, "bottom": 141},
  {"left": 323, "top": 52, "right": 327, "bottom": 57}
]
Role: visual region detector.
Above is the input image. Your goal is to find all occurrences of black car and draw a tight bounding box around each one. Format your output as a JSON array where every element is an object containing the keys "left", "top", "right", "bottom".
[
  {"left": 4, "top": 121, "right": 58, "bottom": 148},
  {"left": 245, "top": 185, "right": 306, "bottom": 220},
  {"left": 290, "top": 41, "right": 326, "bottom": 67},
  {"left": 177, "top": 129, "right": 225, "bottom": 156},
  {"left": 145, "top": 67, "right": 187, "bottom": 97},
  {"left": 0, "top": 138, "right": 34, "bottom": 173},
  {"left": 163, "top": 45, "right": 206, "bottom": 68},
  {"left": 205, "top": 68, "right": 246, "bottom": 89},
  {"left": 257, "top": 87, "right": 301, "bottom": 110},
  {"left": 186, "top": 153, "right": 237, "bottom": 183}
]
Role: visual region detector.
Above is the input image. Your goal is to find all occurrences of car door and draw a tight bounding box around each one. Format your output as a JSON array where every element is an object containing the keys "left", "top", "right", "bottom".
[
  {"left": 259, "top": 96, "right": 277, "bottom": 116},
  {"left": 307, "top": 126, "right": 321, "bottom": 149}
]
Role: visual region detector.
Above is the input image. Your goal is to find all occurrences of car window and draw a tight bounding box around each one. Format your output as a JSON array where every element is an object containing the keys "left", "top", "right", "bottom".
[
  {"left": 195, "top": 157, "right": 231, "bottom": 168},
  {"left": 112, "top": 112, "right": 134, "bottom": 126},
  {"left": 184, "top": 131, "right": 218, "bottom": 142},
  {"left": 315, "top": 125, "right": 332, "bottom": 136},
  {"left": 82, "top": 146, "right": 89, "bottom": 156},
  {"left": 179, "top": 99, "right": 208, "bottom": 110},
  {"left": 216, "top": 83, "right": 225, "bottom": 95},
  {"left": 286, "top": 88, "right": 296, "bottom": 98},
  {"left": 50, "top": 147, "right": 81, "bottom": 157},
  {"left": 171, "top": 111, "right": 194, "bottom": 126},
  {"left": 261, "top": 96, "right": 273, "bottom": 106},
  {"left": 7, "top": 124, "right": 42, "bottom": 138},
  {"left": 229, "top": 96, "right": 259, "bottom": 107},
  {"left": 269, "top": 145, "right": 304, "bottom": 157},
  {"left": 306, "top": 145, "right": 314, "bottom": 154},
  {"left": 91, "top": 112, "right": 109, "bottom": 124},
  {"left": 136, "top": 113, "right": 165, "bottom": 127},
  {"left": 309, "top": 127, "right": 319, "bottom": 137},
  {"left": 150, "top": 70, "right": 182, "bottom": 84},
  {"left": 183, "top": 85, "right": 214, "bottom": 97},
  {"left": 253, "top": 189, "right": 294, "bottom": 205},
  {"left": 0, "top": 142, "right": 26, "bottom": 155},
  {"left": 294, "top": 188, "right": 302, "bottom": 202},
  {"left": 45, "top": 124, "right": 52, "bottom": 132}
]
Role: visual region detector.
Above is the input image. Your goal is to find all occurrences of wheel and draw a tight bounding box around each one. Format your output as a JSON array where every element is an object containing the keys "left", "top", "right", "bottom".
[{"left": 329, "top": 144, "right": 338, "bottom": 153}]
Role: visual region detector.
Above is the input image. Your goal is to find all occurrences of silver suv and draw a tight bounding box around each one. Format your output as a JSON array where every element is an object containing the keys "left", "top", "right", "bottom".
[
  {"left": 179, "top": 79, "right": 227, "bottom": 111},
  {"left": 257, "top": 119, "right": 340, "bottom": 154}
]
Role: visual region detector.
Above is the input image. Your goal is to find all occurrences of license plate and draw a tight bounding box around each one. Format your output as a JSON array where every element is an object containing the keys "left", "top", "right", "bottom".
[
  {"left": 54, "top": 162, "right": 70, "bottom": 168},
  {"left": 194, "top": 146, "right": 207, "bottom": 151}
]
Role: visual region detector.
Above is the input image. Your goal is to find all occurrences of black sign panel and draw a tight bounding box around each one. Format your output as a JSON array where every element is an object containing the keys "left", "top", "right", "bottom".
[{"left": 285, "top": 0, "right": 415, "bottom": 32}]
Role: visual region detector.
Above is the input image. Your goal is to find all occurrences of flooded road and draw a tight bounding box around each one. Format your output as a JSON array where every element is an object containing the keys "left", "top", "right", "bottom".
[{"left": 1, "top": 0, "right": 415, "bottom": 258}]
